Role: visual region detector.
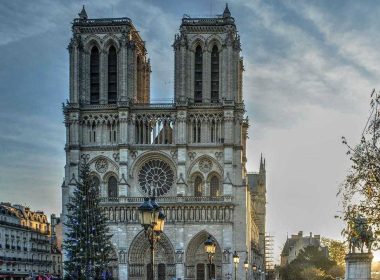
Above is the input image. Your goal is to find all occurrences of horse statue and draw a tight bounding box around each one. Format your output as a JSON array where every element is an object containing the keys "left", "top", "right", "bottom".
[{"left": 346, "top": 214, "right": 375, "bottom": 253}]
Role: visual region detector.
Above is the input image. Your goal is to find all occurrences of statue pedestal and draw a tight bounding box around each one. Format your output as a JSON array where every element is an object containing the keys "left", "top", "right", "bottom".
[{"left": 345, "top": 253, "right": 373, "bottom": 280}]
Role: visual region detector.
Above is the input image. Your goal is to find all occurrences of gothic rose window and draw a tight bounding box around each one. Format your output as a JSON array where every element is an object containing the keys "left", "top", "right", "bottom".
[{"left": 138, "top": 159, "right": 174, "bottom": 196}]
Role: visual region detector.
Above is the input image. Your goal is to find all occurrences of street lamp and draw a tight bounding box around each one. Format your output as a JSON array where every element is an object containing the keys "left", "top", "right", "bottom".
[
  {"left": 233, "top": 251, "right": 239, "bottom": 280},
  {"left": 252, "top": 264, "right": 257, "bottom": 280},
  {"left": 204, "top": 235, "right": 216, "bottom": 280},
  {"left": 138, "top": 197, "right": 166, "bottom": 280},
  {"left": 244, "top": 255, "right": 249, "bottom": 280}
]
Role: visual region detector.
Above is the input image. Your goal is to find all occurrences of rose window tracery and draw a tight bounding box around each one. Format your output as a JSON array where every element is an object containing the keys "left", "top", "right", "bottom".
[{"left": 138, "top": 159, "right": 174, "bottom": 196}]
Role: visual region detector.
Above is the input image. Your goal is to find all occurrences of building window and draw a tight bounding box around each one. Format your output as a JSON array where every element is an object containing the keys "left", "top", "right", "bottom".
[
  {"left": 90, "top": 46, "right": 100, "bottom": 104},
  {"left": 108, "top": 46, "right": 117, "bottom": 104},
  {"left": 108, "top": 176, "right": 118, "bottom": 198},
  {"left": 91, "top": 176, "right": 100, "bottom": 192},
  {"left": 211, "top": 45, "right": 219, "bottom": 102},
  {"left": 210, "top": 176, "right": 220, "bottom": 197},
  {"left": 194, "top": 176, "right": 203, "bottom": 197},
  {"left": 194, "top": 45, "right": 203, "bottom": 103}
]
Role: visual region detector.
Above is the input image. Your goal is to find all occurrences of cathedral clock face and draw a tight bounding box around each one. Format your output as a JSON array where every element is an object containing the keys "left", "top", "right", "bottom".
[{"left": 138, "top": 159, "right": 174, "bottom": 196}]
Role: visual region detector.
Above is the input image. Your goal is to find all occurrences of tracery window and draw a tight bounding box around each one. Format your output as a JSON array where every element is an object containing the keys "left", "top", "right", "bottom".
[
  {"left": 108, "top": 46, "right": 117, "bottom": 104},
  {"left": 90, "top": 46, "right": 100, "bottom": 104},
  {"left": 194, "top": 176, "right": 203, "bottom": 197},
  {"left": 138, "top": 159, "right": 174, "bottom": 197},
  {"left": 211, "top": 45, "right": 219, "bottom": 102},
  {"left": 194, "top": 45, "right": 203, "bottom": 103},
  {"left": 108, "top": 176, "right": 118, "bottom": 198},
  {"left": 210, "top": 176, "right": 220, "bottom": 197}
]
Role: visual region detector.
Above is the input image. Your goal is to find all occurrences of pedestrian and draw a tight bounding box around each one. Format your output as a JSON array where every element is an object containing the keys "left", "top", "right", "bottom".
[{"left": 35, "top": 273, "right": 44, "bottom": 280}]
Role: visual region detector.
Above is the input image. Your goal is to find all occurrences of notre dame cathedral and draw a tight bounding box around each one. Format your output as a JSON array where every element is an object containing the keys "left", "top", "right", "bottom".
[{"left": 62, "top": 4, "right": 267, "bottom": 280}]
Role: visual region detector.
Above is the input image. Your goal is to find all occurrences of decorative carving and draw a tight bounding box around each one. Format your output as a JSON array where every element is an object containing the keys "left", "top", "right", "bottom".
[
  {"left": 199, "top": 158, "right": 213, "bottom": 173},
  {"left": 215, "top": 152, "right": 223, "bottom": 161},
  {"left": 130, "top": 150, "right": 138, "bottom": 159},
  {"left": 95, "top": 158, "right": 108, "bottom": 173},
  {"left": 170, "top": 150, "right": 178, "bottom": 161},
  {"left": 138, "top": 160, "right": 175, "bottom": 197},
  {"left": 113, "top": 153, "right": 120, "bottom": 162},
  {"left": 223, "top": 249, "right": 231, "bottom": 263},
  {"left": 176, "top": 250, "right": 184, "bottom": 263},
  {"left": 188, "top": 152, "right": 196, "bottom": 161},
  {"left": 81, "top": 154, "right": 90, "bottom": 163}
]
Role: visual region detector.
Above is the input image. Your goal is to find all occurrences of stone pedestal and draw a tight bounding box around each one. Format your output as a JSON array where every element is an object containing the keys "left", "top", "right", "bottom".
[{"left": 345, "top": 253, "right": 373, "bottom": 280}]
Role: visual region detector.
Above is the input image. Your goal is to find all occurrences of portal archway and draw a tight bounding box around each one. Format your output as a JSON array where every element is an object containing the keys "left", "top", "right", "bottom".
[
  {"left": 128, "top": 231, "right": 176, "bottom": 280},
  {"left": 185, "top": 231, "right": 222, "bottom": 279}
]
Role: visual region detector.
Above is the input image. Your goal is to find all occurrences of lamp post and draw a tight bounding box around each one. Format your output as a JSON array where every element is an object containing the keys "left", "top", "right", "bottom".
[
  {"left": 244, "top": 256, "right": 249, "bottom": 280},
  {"left": 138, "top": 197, "right": 166, "bottom": 280},
  {"left": 233, "top": 251, "right": 239, "bottom": 280},
  {"left": 204, "top": 235, "right": 216, "bottom": 280},
  {"left": 252, "top": 264, "right": 257, "bottom": 280}
]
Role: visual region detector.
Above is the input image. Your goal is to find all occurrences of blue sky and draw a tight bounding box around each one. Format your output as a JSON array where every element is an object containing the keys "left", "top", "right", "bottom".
[{"left": 1, "top": 0, "right": 379, "bottom": 262}]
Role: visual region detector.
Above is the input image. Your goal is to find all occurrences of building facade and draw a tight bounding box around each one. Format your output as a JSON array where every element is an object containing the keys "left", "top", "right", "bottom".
[
  {"left": 0, "top": 203, "right": 60, "bottom": 279},
  {"left": 280, "top": 231, "right": 328, "bottom": 267},
  {"left": 62, "top": 5, "right": 267, "bottom": 280}
]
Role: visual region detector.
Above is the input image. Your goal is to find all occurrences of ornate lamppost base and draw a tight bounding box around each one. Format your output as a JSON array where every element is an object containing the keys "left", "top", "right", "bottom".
[{"left": 345, "top": 253, "right": 373, "bottom": 280}]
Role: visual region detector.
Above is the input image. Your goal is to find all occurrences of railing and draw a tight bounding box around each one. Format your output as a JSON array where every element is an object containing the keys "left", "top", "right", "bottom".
[
  {"left": 100, "top": 196, "right": 233, "bottom": 204},
  {"left": 73, "top": 17, "right": 132, "bottom": 25}
]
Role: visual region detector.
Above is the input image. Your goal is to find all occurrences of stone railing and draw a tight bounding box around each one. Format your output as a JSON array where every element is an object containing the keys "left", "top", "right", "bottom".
[
  {"left": 101, "top": 197, "right": 234, "bottom": 224},
  {"left": 100, "top": 196, "right": 232, "bottom": 204}
]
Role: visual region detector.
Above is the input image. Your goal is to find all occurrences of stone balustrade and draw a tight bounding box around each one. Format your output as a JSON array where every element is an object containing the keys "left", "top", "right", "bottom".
[{"left": 101, "top": 196, "right": 234, "bottom": 223}]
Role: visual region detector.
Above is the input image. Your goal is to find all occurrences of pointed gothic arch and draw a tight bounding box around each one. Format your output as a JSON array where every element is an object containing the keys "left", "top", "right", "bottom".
[
  {"left": 90, "top": 46, "right": 100, "bottom": 104},
  {"left": 194, "top": 45, "right": 203, "bottom": 103},
  {"left": 185, "top": 230, "right": 223, "bottom": 279},
  {"left": 128, "top": 231, "right": 176, "bottom": 280},
  {"left": 108, "top": 45, "right": 118, "bottom": 104}
]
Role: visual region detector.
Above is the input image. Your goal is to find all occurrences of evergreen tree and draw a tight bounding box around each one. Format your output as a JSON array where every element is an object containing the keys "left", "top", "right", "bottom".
[{"left": 64, "top": 161, "right": 114, "bottom": 280}]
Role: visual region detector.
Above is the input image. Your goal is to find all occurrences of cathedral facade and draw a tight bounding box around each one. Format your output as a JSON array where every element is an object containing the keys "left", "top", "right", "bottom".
[{"left": 62, "top": 5, "right": 266, "bottom": 280}]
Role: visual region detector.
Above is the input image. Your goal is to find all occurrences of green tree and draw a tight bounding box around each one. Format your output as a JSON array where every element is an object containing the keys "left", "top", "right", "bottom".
[
  {"left": 64, "top": 161, "right": 114, "bottom": 279},
  {"left": 321, "top": 237, "right": 347, "bottom": 267},
  {"left": 280, "top": 246, "right": 336, "bottom": 280},
  {"left": 340, "top": 91, "right": 380, "bottom": 246}
]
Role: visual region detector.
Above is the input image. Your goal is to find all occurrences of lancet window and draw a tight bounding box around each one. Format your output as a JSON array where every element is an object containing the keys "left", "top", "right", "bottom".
[
  {"left": 189, "top": 120, "right": 201, "bottom": 143},
  {"left": 134, "top": 114, "right": 174, "bottom": 144},
  {"left": 108, "top": 46, "right": 117, "bottom": 104},
  {"left": 210, "top": 176, "right": 220, "bottom": 197},
  {"left": 194, "top": 176, "right": 203, "bottom": 197},
  {"left": 90, "top": 46, "right": 100, "bottom": 104},
  {"left": 194, "top": 45, "right": 203, "bottom": 103},
  {"left": 211, "top": 45, "right": 219, "bottom": 102},
  {"left": 108, "top": 176, "right": 118, "bottom": 198}
]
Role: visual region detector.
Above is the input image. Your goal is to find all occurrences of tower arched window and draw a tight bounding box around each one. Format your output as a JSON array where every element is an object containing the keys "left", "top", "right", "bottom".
[
  {"left": 108, "top": 176, "right": 118, "bottom": 198},
  {"left": 194, "top": 176, "right": 203, "bottom": 197},
  {"left": 108, "top": 46, "right": 117, "bottom": 104},
  {"left": 211, "top": 45, "right": 219, "bottom": 102},
  {"left": 210, "top": 176, "right": 220, "bottom": 197},
  {"left": 90, "top": 46, "right": 100, "bottom": 104},
  {"left": 194, "top": 45, "right": 203, "bottom": 103}
]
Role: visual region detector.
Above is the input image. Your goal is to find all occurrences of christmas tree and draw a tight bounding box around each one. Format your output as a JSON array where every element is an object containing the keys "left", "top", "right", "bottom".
[{"left": 64, "top": 161, "right": 114, "bottom": 280}]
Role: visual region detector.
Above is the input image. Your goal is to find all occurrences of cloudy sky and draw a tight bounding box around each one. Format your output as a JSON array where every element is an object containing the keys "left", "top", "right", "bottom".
[{"left": 0, "top": 0, "right": 379, "bottom": 262}]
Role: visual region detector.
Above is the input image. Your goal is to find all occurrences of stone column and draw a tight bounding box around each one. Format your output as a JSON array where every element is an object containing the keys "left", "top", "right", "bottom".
[{"left": 345, "top": 253, "right": 373, "bottom": 280}]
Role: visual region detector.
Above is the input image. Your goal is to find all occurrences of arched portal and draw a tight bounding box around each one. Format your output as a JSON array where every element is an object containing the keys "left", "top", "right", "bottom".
[
  {"left": 185, "top": 231, "right": 223, "bottom": 280},
  {"left": 128, "top": 231, "right": 176, "bottom": 280}
]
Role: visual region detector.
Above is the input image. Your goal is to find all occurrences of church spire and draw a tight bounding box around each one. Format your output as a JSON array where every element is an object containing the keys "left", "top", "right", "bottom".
[
  {"left": 78, "top": 5, "right": 88, "bottom": 20},
  {"left": 223, "top": 3, "right": 231, "bottom": 18}
]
